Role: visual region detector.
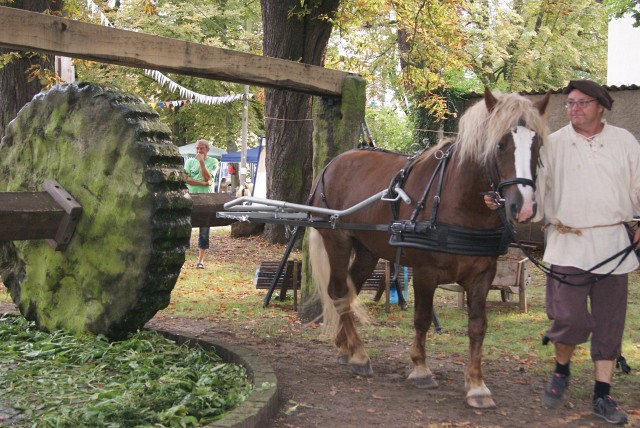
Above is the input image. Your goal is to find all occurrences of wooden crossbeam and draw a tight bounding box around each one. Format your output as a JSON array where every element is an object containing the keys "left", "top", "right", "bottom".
[{"left": 0, "top": 6, "right": 354, "bottom": 97}]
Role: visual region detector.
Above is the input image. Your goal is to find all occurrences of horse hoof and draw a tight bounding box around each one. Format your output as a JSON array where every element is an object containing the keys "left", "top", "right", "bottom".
[
  {"left": 410, "top": 375, "right": 438, "bottom": 389},
  {"left": 350, "top": 362, "right": 373, "bottom": 377},
  {"left": 466, "top": 395, "right": 496, "bottom": 408},
  {"left": 337, "top": 354, "right": 349, "bottom": 365}
]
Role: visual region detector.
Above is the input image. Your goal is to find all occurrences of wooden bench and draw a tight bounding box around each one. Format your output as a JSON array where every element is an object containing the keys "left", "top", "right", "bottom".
[
  {"left": 254, "top": 260, "right": 302, "bottom": 308},
  {"left": 254, "top": 259, "right": 411, "bottom": 312},
  {"left": 438, "top": 247, "right": 531, "bottom": 313}
]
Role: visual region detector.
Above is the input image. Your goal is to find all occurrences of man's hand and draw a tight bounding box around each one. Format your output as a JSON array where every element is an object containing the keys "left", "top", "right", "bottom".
[
  {"left": 483, "top": 194, "right": 500, "bottom": 211},
  {"left": 195, "top": 153, "right": 204, "bottom": 161}
]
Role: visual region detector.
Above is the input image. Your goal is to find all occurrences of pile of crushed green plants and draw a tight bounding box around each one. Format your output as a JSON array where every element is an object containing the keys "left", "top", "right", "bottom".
[{"left": 0, "top": 314, "right": 252, "bottom": 427}]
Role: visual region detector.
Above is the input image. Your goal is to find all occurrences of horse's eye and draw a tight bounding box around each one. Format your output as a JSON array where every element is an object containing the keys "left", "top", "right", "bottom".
[{"left": 497, "top": 143, "right": 504, "bottom": 151}]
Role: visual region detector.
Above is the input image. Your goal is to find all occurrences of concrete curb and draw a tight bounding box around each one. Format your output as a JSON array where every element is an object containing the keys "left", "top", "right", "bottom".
[{"left": 153, "top": 329, "right": 280, "bottom": 428}]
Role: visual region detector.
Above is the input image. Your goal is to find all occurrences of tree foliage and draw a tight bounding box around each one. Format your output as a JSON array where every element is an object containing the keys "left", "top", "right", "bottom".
[
  {"left": 72, "top": 0, "right": 265, "bottom": 150},
  {"left": 326, "top": 0, "right": 467, "bottom": 152},
  {"left": 324, "top": 0, "right": 611, "bottom": 152},
  {"left": 460, "top": 0, "right": 608, "bottom": 92},
  {"left": 605, "top": 0, "right": 640, "bottom": 25}
]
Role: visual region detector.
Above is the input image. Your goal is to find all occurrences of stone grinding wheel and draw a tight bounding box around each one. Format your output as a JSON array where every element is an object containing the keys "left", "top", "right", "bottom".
[{"left": 0, "top": 83, "right": 192, "bottom": 339}]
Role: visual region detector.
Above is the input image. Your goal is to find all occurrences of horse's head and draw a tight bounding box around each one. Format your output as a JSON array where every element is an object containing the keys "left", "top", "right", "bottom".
[{"left": 457, "top": 88, "right": 550, "bottom": 223}]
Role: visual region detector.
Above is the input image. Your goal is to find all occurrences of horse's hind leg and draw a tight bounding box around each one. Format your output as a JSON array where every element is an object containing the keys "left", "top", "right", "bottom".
[
  {"left": 335, "top": 243, "right": 378, "bottom": 366},
  {"left": 310, "top": 229, "right": 373, "bottom": 377},
  {"left": 407, "top": 270, "right": 439, "bottom": 389}
]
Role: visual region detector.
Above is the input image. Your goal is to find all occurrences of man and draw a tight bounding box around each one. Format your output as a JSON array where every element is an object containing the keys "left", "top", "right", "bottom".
[
  {"left": 486, "top": 80, "right": 640, "bottom": 424},
  {"left": 184, "top": 139, "right": 219, "bottom": 269}
]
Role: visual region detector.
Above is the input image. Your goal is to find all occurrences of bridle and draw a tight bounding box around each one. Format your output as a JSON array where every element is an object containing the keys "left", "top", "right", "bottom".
[
  {"left": 485, "top": 125, "right": 538, "bottom": 206},
  {"left": 487, "top": 177, "right": 537, "bottom": 206}
]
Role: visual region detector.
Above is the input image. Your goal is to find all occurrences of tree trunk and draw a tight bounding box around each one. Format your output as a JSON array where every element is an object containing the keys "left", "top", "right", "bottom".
[
  {"left": 0, "top": 0, "right": 60, "bottom": 140},
  {"left": 260, "top": 0, "right": 339, "bottom": 243}
]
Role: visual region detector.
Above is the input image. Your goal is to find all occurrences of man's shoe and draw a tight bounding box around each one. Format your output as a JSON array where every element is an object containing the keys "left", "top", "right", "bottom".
[
  {"left": 542, "top": 372, "right": 569, "bottom": 408},
  {"left": 593, "top": 396, "right": 628, "bottom": 424}
]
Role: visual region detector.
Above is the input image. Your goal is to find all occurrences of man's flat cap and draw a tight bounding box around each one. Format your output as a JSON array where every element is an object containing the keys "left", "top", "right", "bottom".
[{"left": 563, "top": 79, "right": 613, "bottom": 110}]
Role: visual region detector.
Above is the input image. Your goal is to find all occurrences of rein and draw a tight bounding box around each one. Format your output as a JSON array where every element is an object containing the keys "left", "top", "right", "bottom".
[{"left": 496, "top": 207, "right": 640, "bottom": 286}]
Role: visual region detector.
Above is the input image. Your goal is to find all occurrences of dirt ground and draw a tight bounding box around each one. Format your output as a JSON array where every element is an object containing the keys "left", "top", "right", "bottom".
[
  {"left": 3, "top": 227, "right": 638, "bottom": 428},
  {"left": 145, "top": 231, "right": 640, "bottom": 428},
  {"left": 146, "top": 312, "right": 638, "bottom": 428},
  {"left": 2, "top": 298, "right": 597, "bottom": 428}
]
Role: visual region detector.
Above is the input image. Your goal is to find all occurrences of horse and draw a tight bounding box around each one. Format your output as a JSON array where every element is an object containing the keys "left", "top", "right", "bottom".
[{"left": 307, "top": 87, "right": 550, "bottom": 408}]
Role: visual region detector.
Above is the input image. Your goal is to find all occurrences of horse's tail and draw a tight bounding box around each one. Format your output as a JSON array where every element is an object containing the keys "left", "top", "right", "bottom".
[{"left": 308, "top": 228, "right": 370, "bottom": 337}]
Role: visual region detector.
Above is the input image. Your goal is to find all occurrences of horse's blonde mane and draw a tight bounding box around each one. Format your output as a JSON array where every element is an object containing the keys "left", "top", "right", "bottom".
[{"left": 416, "top": 92, "right": 549, "bottom": 165}]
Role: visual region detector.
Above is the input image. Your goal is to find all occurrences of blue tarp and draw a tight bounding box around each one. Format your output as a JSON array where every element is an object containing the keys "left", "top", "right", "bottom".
[{"left": 219, "top": 146, "right": 263, "bottom": 164}]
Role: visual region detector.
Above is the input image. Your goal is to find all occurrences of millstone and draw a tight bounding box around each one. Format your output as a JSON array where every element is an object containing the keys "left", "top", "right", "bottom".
[{"left": 0, "top": 82, "right": 191, "bottom": 339}]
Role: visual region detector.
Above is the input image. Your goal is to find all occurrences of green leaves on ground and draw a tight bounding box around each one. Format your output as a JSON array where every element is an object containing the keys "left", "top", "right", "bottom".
[{"left": 0, "top": 315, "right": 252, "bottom": 427}]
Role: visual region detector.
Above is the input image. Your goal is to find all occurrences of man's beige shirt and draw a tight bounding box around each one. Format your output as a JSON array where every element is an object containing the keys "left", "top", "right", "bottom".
[{"left": 535, "top": 121, "right": 640, "bottom": 274}]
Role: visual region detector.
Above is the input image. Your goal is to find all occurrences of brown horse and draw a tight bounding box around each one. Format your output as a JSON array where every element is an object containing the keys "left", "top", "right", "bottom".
[{"left": 307, "top": 88, "right": 550, "bottom": 408}]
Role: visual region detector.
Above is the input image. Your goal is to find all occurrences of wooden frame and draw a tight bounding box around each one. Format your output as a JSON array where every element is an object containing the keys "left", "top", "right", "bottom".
[
  {"left": 438, "top": 248, "right": 531, "bottom": 313},
  {"left": 0, "top": 6, "right": 356, "bottom": 97}
]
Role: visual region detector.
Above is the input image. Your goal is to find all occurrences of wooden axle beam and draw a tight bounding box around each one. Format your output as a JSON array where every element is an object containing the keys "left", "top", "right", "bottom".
[
  {"left": 189, "top": 193, "right": 236, "bottom": 228},
  {"left": 0, "top": 180, "right": 82, "bottom": 251},
  {"left": 0, "top": 186, "right": 236, "bottom": 248}
]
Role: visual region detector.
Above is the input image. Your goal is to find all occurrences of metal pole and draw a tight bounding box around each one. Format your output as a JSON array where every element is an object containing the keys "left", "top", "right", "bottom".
[{"left": 240, "top": 84, "right": 249, "bottom": 187}]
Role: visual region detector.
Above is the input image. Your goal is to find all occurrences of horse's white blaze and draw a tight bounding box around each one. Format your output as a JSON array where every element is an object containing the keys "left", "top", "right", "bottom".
[{"left": 511, "top": 126, "right": 536, "bottom": 222}]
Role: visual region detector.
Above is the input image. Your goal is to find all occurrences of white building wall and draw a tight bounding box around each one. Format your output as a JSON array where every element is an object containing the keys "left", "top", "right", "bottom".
[{"left": 607, "top": 14, "right": 640, "bottom": 86}]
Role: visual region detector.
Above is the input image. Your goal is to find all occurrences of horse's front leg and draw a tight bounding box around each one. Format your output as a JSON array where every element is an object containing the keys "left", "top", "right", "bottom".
[
  {"left": 464, "top": 280, "right": 496, "bottom": 408},
  {"left": 407, "top": 276, "right": 438, "bottom": 389}
]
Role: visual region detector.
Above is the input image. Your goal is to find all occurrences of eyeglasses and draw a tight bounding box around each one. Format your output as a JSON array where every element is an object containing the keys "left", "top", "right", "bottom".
[{"left": 564, "top": 99, "right": 597, "bottom": 109}]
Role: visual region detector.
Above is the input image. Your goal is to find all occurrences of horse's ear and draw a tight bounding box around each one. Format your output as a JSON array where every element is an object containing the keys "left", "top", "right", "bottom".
[
  {"left": 534, "top": 91, "right": 551, "bottom": 115},
  {"left": 484, "top": 87, "right": 498, "bottom": 112}
]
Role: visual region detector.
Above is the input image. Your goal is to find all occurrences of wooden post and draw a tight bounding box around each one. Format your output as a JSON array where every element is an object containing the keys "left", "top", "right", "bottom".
[
  {"left": 384, "top": 260, "right": 391, "bottom": 313},
  {"left": 298, "top": 75, "right": 366, "bottom": 321}
]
